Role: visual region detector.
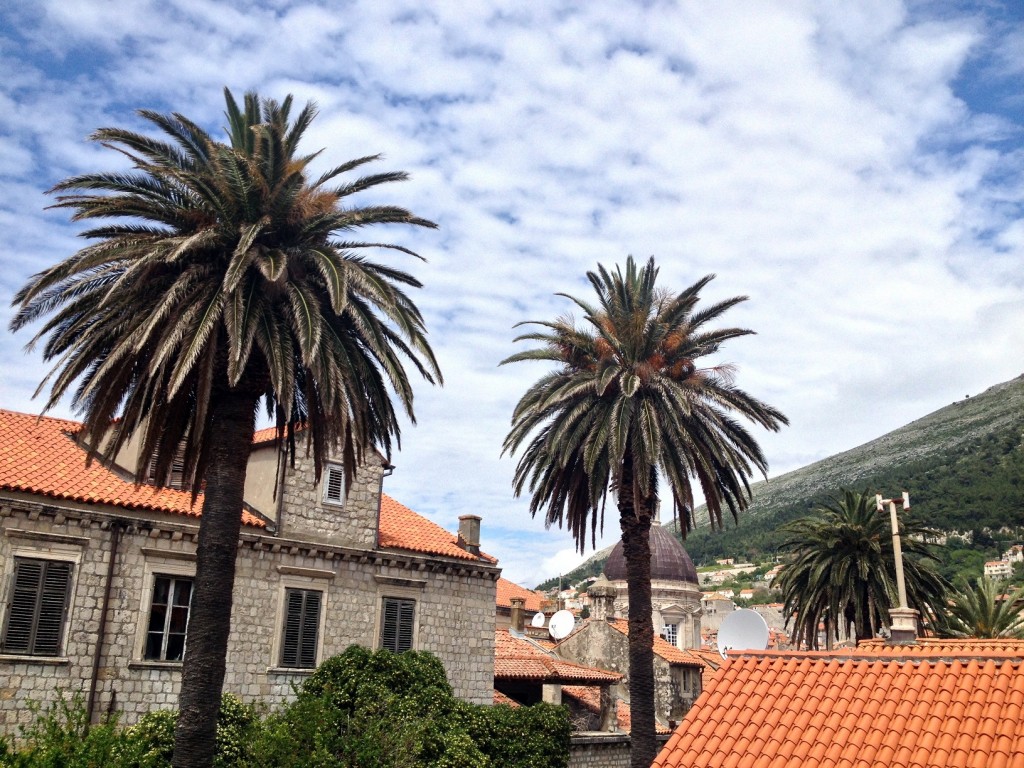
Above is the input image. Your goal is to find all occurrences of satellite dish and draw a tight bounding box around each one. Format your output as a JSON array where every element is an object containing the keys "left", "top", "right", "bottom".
[
  {"left": 717, "top": 609, "right": 770, "bottom": 659},
  {"left": 548, "top": 609, "right": 575, "bottom": 640},
  {"left": 531, "top": 611, "right": 547, "bottom": 628}
]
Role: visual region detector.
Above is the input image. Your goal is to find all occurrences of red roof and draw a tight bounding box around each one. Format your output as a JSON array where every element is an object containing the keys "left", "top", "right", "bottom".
[
  {"left": 496, "top": 578, "right": 544, "bottom": 611},
  {"left": 377, "top": 494, "right": 495, "bottom": 563},
  {"left": 653, "top": 640, "right": 1024, "bottom": 768},
  {"left": 606, "top": 618, "right": 703, "bottom": 667},
  {"left": 0, "top": 409, "right": 263, "bottom": 527},
  {"left": 495, "top": 629, "right": 622, "bottom": 685}
]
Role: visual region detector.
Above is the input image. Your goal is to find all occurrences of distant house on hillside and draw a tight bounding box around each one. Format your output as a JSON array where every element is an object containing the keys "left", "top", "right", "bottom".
[
  {"left": 0, "top": 408, "right": 498, "bottom": 733},
  {"left": 985, "top": 560, "right": 1013, "bottom": 580}
]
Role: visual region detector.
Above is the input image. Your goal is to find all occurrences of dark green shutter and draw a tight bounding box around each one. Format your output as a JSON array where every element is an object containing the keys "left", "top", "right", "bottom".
[
  {"left": 280, "top": 589, "right": 321, "bottom": 668},
  {"left": 380, "top": 597, "right": 415, "bottom": 653},
  {"left": 2, "top": 559, "right": 72, "bottom": 656}
]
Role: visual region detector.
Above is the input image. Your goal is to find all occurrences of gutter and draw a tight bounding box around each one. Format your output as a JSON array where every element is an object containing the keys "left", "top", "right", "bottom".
[{"left": 87, "top": 518, "right": 126, "bottom": 725}]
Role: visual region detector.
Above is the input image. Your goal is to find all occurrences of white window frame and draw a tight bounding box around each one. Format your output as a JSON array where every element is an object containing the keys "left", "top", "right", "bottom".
[
  {"left": 1, "top": 540, "right": 83, "bottom": 661},
  {"left": 143, "top": 574, "right": 193, "bottom": 662},
  {"left": 134, "top": 554, "right": 195, "bottom": 664},
  {"left": 663, "top": 622, "right": 678, "bottom": 647},
  {"left": 321, "top": 464, "right": 346, "bottom": 506}
]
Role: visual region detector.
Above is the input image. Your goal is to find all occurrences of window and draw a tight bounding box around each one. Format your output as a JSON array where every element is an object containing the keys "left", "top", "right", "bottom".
[
  {"left": 323, "top": 465, "right": 345, "bottom": 505},
  {"left": 663, "top": 622, "right": 678, "bottom": 647},
  {"left": 379, "top": 597, "right": 415, "bottom": 653},
  {"left": 145, "top": 575, "right": 193, "bottom": 661},
  {"left": 1, "top": 557, "right": 72, "bottom": 656},
  {"left": 280, "top": 588, "right": 321, "bottom": 668},
  {"left": 146, "top": 441, "right": 189, "bottom": 490}
]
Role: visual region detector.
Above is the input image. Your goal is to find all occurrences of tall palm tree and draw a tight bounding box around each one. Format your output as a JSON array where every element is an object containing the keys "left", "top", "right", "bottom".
[
  {"left": 9, "top": 89, "right": 440, "bottom": 767},
  {"left": 940, "top": 577, "right": 1024, "bottom": 639},
  {"left": 776, "top": 489, "right": 949, "bottom": 649},
  {"left": 502, "top": 256, "right": 786, "bottom": 767}
]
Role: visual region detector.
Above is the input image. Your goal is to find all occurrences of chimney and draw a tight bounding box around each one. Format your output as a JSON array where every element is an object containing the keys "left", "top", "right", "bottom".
[
  {"left": 878, "top": 492, "right": 918, "bottom": 644},
  {"left": 510, "top": 597, "right": 525, "bottom": 633},
  {"left": 588, "top": 575, "right": 617, "bottom": 621},
  {"left": 457, "top": 515, "right": 481, "bottom": 555}
]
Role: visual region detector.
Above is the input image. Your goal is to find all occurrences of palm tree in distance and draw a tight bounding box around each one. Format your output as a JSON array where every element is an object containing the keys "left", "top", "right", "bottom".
[
  {"left": 941, "top": 576, "right": 1024, "bottom": 639},
  {"left": 10, "top": 89, "right": 441, "bottom": 767},
  {"left": 776, "top": 489, "right": 949, "bottom": 649},
  {"left": 502, "top": 256, "right": 787, "bottom": 767}
]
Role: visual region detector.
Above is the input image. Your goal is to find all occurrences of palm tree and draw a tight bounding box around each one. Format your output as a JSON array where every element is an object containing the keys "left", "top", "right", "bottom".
[
  {"left": 940, "top": 577, "right": 1024, "bottom": 638},
  {"left": 502, "top": 256, "right": 786, "bottom": 767},
  {"left": 9, "top": 89, "right": 440, "bottom": 767},
  {"left": 776, "top": 489, "right": 949, "bottom": 649}
]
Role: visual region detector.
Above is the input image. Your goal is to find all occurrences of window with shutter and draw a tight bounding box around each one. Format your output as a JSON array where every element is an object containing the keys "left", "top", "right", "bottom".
[
  {"left": 144, "top": 575, "right": 193, "bottom": 661},
  {"left": 280, "top": 588, "right": 322, "bottom": 668},
  {"left": 379, "top": 597, "right": 415, "bottom": 653},
  {"left": 323, "top": 465, "right": 345, "bottom": 505},
  {"left": 1, "top": 558, "right": 72, "bottom": 656},
  {"left": 146, "top": 440, "right": 189, "bottom": 490}
]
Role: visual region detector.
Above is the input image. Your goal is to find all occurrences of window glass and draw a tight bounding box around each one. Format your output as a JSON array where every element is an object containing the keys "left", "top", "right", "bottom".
[
  {"left": 663, "top": 622, "right": 678, "bottom": 646},
  {"left": 145, "top": 575, "right": 192, "bottom": 661}
]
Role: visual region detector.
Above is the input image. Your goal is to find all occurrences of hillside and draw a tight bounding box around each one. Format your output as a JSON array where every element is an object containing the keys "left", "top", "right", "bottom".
[{"left": 539, "top": 375, "right": 1024, "bottom": 589}]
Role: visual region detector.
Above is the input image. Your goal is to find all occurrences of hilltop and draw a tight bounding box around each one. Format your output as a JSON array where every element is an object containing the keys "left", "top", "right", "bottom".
[{"left": 538, "top": 375, "right": 1024, "bottom": 589}]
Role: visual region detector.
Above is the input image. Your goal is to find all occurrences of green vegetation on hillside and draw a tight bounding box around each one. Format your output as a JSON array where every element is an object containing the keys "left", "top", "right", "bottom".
[{"left": 541, "top": 376, "right": 1024, "bottom": 589}]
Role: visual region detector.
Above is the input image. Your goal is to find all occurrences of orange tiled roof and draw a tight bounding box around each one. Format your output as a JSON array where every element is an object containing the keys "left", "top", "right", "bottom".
[
  {"left": 653, "top": 641, "right": 1024, "bottom": 768},
  {"left": 377, "top": 494, "right": 496, "bottom": 563},
  {"left": 493, "top": 689, "right": 520, "bottom": 707},
  {"left": 496, "top": 577, "right": 544, "bottom": 612},
  {"left": 495, "top": 629, "right": 622, "bottom": 684},
  {"left": 606, "top": 618, "right": 703, "bottom": 667},
  {"left": 0, "top": 409, "right": 264, "bottom": 527},
  {"left": 561, "top": 685, "right": 672, "bottom": 734}
]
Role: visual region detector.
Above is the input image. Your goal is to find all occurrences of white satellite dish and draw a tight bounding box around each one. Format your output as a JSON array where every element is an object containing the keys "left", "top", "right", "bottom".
[
  {"left": 531, "top": 611, "right": 547, "bottom": 628},
  {"left": 548, "top": 609, "right": 575, "bottom": 640},
  {"left": 717, "top": 609, "right": 770, "bottom": 659}
]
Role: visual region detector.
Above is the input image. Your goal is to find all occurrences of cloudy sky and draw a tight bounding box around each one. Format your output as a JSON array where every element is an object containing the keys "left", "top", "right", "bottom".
[{"left": 1, "top": 1, "right": 1022, "bottom": 587}]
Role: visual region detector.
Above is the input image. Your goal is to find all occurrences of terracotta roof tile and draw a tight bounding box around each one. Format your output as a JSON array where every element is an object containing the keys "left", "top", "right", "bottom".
[
  {"left": 653, "top": 640, "right": 1024, "bottom": 768},
  {"left": 0, "top": 409, "right": 263, "bottom": 527},
  {"left": 377, "top": 494, "right": 496, "bottom": 563},
  {"left": 494, "top": 629, "right": 622, "bottom": 685},
  {"left": 493, "top": 689, "right": 520, "bottom": 707},
  {"left": 606, "top": 618, "right": 703, "bottom": 667},
  {"left": 561, "top": 685, "right": 671, "bottom": 734},
  {"left": 495, "top": 577, "right": 544, "bottom": 612}
]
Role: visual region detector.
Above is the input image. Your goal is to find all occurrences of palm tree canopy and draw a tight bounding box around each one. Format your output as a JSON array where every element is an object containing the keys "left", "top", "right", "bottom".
[
  {"left": 502, "top": 255, "right": 788, "bottom": 551},
  {"left": 941, "top": 577, "right": 1024, "bottom": 639},
  {"left": 776, "top": 489, "right": 950, "bottom": 649},
  {"left": 10, "top": 88, "right": 441, "bottom": 493}
]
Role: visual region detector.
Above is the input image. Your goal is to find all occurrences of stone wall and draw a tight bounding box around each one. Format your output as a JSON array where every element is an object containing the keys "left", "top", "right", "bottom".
[
  {"left": 0, "top": 497, "right": 497, "bottom": 733},
  {"left": 568, "top": 733, "right": 670, "bottom": 768}
]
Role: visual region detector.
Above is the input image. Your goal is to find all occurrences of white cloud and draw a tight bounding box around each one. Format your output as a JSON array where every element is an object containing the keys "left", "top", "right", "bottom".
[{"left": 1, "top": 0, "right": 1021, "bottom": 586}]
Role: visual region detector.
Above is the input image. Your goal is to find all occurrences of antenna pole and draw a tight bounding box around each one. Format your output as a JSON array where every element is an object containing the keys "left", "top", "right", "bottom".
[{"left": 877, "top": 492, "right": 918, "bottom": 644}]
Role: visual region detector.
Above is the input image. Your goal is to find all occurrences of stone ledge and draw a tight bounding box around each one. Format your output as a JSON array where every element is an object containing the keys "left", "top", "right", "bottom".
[{"left": 0, "top": 655, "right": 70, "bottom": 666}]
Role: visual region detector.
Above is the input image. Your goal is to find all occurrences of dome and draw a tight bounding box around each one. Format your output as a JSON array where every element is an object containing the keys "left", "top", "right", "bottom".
[{"left": 604, "top": 524, "right": 698, "bottom": 584}]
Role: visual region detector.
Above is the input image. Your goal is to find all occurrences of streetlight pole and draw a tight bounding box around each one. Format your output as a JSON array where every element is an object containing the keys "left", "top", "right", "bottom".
[{"left": 876, "top": 492, "right": 919, "bottom": 644}]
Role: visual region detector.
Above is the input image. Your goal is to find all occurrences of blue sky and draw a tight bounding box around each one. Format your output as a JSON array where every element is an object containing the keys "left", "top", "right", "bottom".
[{"left": 1, "top": 0, "right": 1022, "bottom": 587}]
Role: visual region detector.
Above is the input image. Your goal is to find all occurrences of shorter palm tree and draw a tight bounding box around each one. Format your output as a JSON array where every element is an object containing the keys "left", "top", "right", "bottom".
[
  {"left": 776, "top": 488, "right": 948, "bottom": 649},
  {"left": 940, "top": 577, "right": 1024, "bottom": 639}
]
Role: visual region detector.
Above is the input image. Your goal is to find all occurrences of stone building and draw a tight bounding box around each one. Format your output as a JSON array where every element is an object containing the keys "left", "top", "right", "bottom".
[
  {"left": 552, "top": 520, "right": 706, "bottom": 727},
  {"left": 0, "top": 409, "right": 499, "bottom": 732}
]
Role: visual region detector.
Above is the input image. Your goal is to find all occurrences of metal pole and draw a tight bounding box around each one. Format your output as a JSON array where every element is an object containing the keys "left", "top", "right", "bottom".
[{"left": 877, "top": 493, "right": 909, "bottom": 610}]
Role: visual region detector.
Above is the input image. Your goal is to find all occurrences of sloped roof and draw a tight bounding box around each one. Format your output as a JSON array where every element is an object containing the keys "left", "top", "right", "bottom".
[
  {"left": 377, "top": 494, "right": 496, "bottom": 563},
  {"left": 493, "top": 689, "right": 520, "bottom": 707},
  {"left": 606, "top": 618, "right": 703, "bottom": 667},
  {"left": 496, "top": 577, "right": 544, "bottom": 612},
  {"left": 561, "top": 685, "right": 671, "bottom": 734},
  {"left": 0, "top": 409, "right": 264, "bottom": 527},
  {"left": 653, "top": 640, "right": 1024, "bottom": 768},
  {"left": 495, "top": 629, "right": 622, "bottom": 685}
]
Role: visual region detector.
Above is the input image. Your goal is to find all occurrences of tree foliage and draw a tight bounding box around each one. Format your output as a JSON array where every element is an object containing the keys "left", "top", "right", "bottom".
[
  {"left": 502, "top": 256, "right": 786, "bottom": 766},
  {"left": 776, "top": 489, "right": 950, "bottom": 649},
  {"left": 938, "top": 577, "right": 1024, "bottom": 639}
]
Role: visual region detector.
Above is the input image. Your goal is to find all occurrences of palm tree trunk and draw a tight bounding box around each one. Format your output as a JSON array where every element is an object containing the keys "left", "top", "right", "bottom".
[
  {"left": 172, "top": 391, "right": 257, "bottom": 768},
  {"left": 618, "top": 455, "right": 657, "bottom": 768}
]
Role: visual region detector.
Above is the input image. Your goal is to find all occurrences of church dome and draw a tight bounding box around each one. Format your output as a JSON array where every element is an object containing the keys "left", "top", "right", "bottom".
[{"left": 604, "top": 523, "right": 698, "bottom": 584}]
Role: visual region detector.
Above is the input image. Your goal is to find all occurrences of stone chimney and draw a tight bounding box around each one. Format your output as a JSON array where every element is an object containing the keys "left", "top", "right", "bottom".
[
  {"left": 510, "top": 597, "right": 525, "bottom": 633},
  {"left": 589, "top": 575, "right": 617, "bottom": 621},
  {"left": 457, "top": 515, "right": 481, "bottom": 555}
]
